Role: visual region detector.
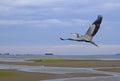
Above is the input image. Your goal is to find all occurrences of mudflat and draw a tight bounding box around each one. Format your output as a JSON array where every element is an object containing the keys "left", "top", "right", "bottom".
[
  {"left": 0, "top": 59, "right": 120, "bottom": 67},
  {"left": 0, "top": 69, "right": 109, "bottom": 81},
  {"left": 0, "top": 59, "right": 120, "bottom": 81}
]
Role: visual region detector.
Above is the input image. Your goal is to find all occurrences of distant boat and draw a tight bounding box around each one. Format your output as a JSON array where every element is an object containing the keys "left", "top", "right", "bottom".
[
  {"left": 4, "top": 53, "right": 10, "bottom": 55},
  {"left": 45, "top": 53, "right": 54, "bottom": 55}
]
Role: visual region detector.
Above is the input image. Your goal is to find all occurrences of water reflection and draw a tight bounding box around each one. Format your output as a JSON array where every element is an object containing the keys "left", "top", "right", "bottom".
[
  {"left": 0, "top": 64, "right": 95, "bottom": 74},
  {"left": 0, "top": 64, "right": 120, "bottom": 81}
]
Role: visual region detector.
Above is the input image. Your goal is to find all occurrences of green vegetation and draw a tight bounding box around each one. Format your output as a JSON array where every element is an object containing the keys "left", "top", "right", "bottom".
[
  {"left": 27, "top": 59, "right": 120, "bottom": 67},
  {"left": 29, "top": 58, "right": 66, "bottom": 62},
  {"left": 28, "top": 58, "right": 99, "bottom": 63},
  {"left": 0, "top": 71, "right": 14, "bottom": 77}
]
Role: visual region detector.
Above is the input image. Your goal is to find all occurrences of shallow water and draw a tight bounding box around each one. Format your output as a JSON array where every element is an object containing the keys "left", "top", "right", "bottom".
[
  {"left": 42, "top": 76, "right": 120, "bottom": 81},
  {"left": 0, "top": 64, "right": 120, "bottom": 81},
  {"left": 0, "top": 55, "right": 120, "bottom": 62},
  {"left": 0, "top": 64, "right": 95, "bottom": 74},
  {"left": 0, "top": 58, "right": 28, "bottom": 62}
]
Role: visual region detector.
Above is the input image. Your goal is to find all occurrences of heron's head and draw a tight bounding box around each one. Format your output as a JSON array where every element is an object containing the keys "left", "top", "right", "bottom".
[
  {"left": 71, "top": 33, "right": 81, "bottom": 38},
  {"left": 98, "top": 15, "right": 103, "bottom": 19}
]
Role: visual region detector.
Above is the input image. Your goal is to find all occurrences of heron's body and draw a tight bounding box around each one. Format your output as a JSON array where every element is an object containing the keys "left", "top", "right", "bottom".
[{"left": 60, "top": 15, "right": 103, "bottom": 47}]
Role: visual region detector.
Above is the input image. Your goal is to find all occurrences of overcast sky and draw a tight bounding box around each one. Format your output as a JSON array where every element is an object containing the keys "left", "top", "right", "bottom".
[{"left": 0, "top": 0, "right": 120, "bottom": 55}]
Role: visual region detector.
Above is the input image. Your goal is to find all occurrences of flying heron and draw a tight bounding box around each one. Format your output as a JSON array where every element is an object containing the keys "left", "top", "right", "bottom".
[{"left": 60, "top": 15, "right": 103, "bottom": 47}]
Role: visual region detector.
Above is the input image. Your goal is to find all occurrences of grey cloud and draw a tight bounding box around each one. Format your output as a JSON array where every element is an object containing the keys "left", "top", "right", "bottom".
[
  {"left": 0, "top": 0, "right": 119, "bottom": 18},
  {"left": 0, "top": 0, "right": 120, "bottom": 28}
]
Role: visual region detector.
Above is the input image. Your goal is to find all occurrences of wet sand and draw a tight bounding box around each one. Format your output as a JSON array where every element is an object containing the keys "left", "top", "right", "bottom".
[
  {"left": 0, "top": 69, "right": 109, "bottom": 81},
  {"left": 0, "top": 59, "right": 120, "bottom": 81},
  {"left": 96, "top": 68, "right": 120, "bottom": 73}
]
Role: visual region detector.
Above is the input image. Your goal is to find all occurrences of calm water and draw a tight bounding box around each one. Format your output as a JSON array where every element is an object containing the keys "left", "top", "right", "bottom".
[{"left": 0, "top": 55, "right": 120, "bottom": 62}]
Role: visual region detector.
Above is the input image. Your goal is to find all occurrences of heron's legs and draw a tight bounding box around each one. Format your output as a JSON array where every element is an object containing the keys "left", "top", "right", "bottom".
[{"left": 90, "top": 41, "right": 99, "bottom": 47}]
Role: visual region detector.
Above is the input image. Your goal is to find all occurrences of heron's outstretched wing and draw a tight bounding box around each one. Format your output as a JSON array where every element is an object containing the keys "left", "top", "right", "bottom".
[{"left": 85, "top": 15, "right": 103, "bottom": 37}]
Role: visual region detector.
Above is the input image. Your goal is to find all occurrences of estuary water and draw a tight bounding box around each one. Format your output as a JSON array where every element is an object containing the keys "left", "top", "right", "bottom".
[
  {"left": 0, "top": 54, "right": 120, "bottom": 62},
  {"left": 0, "top": 55, "right": 120, "bottom": 81},
  {"left": 0, "top": 64, "right": 120, "bottom": 81}
]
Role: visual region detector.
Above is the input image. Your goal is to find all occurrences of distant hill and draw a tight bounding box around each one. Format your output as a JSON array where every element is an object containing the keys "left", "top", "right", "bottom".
[{"left": 116, "top": 53, "right": 120, "bottom": 55}]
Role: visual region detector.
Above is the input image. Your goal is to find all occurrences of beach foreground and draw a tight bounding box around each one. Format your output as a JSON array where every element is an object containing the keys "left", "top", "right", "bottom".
[
  {"left": 0, "top": 69, "right": 110, "bottom": 81},
  {"left": 0, "top": 58, "right": 120, "bottom": 81}
]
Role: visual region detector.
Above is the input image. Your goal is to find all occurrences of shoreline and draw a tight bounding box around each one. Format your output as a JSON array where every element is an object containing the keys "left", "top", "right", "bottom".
[
  {"left": 0, "top": 59, "right": 120, "bottom": 81},
  {"left": 0, "top": 69, "right": 110, "bottom": 81},
  {"left": 0, "top": 59, "right": 120, "bottom": 67}
]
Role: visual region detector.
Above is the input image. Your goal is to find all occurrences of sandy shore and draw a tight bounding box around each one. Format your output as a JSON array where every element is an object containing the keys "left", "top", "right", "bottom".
[
  {"left": 0, "top": 69, "right": 109, "bottom": 81},
  {"left": 0, "top": 59, "right": 120, "bottom": 81}
]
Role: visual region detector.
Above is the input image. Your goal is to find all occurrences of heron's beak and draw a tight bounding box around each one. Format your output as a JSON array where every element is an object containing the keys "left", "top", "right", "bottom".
[{"left": 96, "top": 45, "right": 99, "bottom": 48}]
